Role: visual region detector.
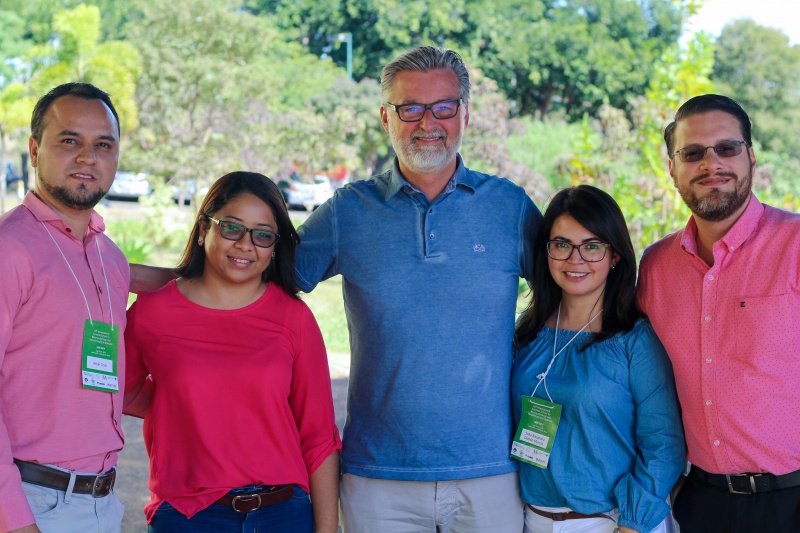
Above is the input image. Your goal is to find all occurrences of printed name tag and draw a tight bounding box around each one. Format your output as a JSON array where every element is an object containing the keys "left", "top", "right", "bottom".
[
  {"left": 81, "top": 320, "right": 119, "bottom": 393},
  {"left": 511, "top": 396, "right": 562, "bottom": 468}
]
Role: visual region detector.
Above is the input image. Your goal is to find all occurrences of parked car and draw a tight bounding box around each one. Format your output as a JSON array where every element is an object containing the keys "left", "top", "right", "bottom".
[
  {"left": 3, "top": 162, "right": 24, "bottom": 190},
  {"left": 106, "top": 172, "right": 152, "bottom": 200},
  {"left": 278, "top": 176, "right": 333, "bottom": 211}
]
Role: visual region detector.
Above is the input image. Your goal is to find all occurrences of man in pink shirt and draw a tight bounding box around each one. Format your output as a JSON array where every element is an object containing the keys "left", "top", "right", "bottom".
[
  {"left": 637, "top": 94, "right": 800, "bottom": 532},
  {"left": 0, "top": 83, "right": 129, "bottom": 533}
]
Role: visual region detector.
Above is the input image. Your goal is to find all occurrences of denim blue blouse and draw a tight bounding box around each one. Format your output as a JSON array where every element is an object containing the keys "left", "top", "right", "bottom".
[{"left": 511, "top": 320, "right": 685, "bottom": 533}]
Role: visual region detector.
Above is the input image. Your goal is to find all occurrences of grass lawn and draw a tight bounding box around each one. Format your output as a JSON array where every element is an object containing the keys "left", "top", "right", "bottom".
[{"left": 300, "top": 277, "right": 350, "bottom": 354}]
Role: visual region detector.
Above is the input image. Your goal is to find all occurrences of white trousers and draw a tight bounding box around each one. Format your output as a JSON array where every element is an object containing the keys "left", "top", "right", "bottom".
[
  {"left": 340, "top": 471, "right": 524, "bottom": 533},
  {"left": 523, "top": 505, "right": 677, "bottom": 533}
]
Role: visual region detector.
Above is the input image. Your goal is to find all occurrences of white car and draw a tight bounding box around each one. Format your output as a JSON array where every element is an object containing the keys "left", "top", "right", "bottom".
[
  {"left": 281, "top": 176, "right": 333, "bottom": 211},
  {"left": 106, "top": 172, "right": 151, "bottom": 200}
]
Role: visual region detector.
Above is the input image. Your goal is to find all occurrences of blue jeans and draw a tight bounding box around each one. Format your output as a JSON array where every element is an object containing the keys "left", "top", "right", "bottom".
[{"left": 148, "top": 485, "right": 314, "bottom": 533}]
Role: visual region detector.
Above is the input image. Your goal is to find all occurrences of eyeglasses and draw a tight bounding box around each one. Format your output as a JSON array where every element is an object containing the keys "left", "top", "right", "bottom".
[
  {"left": 385, "top": 99, "right": 462, "bottom": 122},
  {"left": 206, "top": 216, "right": 280, "bottom": 248},
  {"left": 546, "top": 240, "right": 611, "bottom": 262},
  {"left": 672, "top": 140, "right": 749, "bottom": 163}
]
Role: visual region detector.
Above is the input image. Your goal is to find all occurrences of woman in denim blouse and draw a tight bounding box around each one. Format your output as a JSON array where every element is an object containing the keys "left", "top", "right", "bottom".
[{"left": 511, "top": 185, "right": 685, "bottom": 533}]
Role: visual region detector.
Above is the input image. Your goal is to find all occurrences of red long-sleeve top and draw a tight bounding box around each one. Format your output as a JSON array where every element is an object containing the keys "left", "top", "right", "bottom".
[{"left": 124, "top": 280, "right": 341, "bottom": 523}]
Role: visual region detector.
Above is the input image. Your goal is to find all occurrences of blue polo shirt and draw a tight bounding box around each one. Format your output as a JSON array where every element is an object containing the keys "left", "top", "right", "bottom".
[{"left": 296, "top": 155, "right": 541, "bottom": 481}]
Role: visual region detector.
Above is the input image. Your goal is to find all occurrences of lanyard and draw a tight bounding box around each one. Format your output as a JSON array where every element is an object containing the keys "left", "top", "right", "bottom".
[
  {"left": 531, "top": 301, "right": 601, "bottom": 402},
  {"left": 41, "top": 221, "right": 114, "bottom": 327}
]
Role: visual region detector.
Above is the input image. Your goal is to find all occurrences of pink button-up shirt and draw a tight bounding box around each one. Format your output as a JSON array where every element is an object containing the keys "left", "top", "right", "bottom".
[
  {"left": 0, "top": 193, "right": 129, "bottom": 532},
  {"left": 637, "top": 194, "right": 800, "bottom": 476}
]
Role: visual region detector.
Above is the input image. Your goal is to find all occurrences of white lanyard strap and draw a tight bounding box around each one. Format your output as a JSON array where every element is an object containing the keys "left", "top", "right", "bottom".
[
  {"left": 532, "top": 301, "right": 601, "bottom": 402},
  {"left": 41, "top": 221, "right": 114, "bottom": 327}
]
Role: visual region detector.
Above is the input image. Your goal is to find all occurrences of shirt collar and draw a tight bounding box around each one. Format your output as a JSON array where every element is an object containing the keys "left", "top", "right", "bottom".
[
  {"left": 680, "top": 192, "right": 763, "bottom": 255},
  {"left": 23, "top": 191, "right": 106, "bottom": 238},
  {"left": 382, "top": 153, "right": 476, "bottom": 201}
]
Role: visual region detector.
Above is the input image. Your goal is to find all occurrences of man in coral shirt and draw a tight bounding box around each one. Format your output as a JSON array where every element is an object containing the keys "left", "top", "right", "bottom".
[
  {"left": 637, "top": 94, "right": 800, "bottom": 532},
  {"left": 0, "top": 83, "right": 130, "bottom": 533}
]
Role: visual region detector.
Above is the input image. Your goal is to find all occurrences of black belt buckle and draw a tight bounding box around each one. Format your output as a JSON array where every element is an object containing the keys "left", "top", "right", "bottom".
[
  {"left": 726, "top": 473, "right": 762, "bottom": 494},
  {"left": 231, "top": 493, "right": 261, "bottom": 513}
]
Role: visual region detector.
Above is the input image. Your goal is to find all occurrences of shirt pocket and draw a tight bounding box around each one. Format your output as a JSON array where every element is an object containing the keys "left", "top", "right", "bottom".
[{"left": 734, "top": 293, "right": 800, "bottom": 363}]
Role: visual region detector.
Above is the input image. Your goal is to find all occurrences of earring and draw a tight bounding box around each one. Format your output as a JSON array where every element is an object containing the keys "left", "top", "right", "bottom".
[
  {"left": 611, "top": 265, "right": 616, "bottom": 269},
  {"left": 198, "top": 237, "right": 204, "bottom": 245},
  {"left": 271, "top": 251, "right": 275, "bottom": 259}
]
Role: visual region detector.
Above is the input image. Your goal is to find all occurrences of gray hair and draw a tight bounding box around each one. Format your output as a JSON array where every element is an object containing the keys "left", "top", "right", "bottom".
[{"left": 380, "top": 46, "right": 471, "bottom": 103}]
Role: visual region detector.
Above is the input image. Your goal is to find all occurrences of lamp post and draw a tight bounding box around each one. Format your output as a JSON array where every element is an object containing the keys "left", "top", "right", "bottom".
[{"left": 327, "top": 32, "right": 353, "bottom": 80}]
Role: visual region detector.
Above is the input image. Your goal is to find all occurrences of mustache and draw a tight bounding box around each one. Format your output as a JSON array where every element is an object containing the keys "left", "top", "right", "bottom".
[{"left": 690, "top": 171, "right": 737, "bottom": 185}]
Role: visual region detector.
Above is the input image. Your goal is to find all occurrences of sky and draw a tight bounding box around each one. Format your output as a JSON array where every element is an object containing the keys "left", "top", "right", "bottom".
[{"left": 685, "top": 0, "right": 800, "bottom": 45}]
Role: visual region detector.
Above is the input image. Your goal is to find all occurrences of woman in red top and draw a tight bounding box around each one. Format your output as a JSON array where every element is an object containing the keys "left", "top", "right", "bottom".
[{"left": 124, "top": 171, "right": 341, "bottom": 533}]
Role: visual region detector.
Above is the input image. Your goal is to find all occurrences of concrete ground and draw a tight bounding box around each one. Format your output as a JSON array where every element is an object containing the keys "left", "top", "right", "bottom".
[{"left": 116, "top": 352, "right": 350, "bottom": 532}]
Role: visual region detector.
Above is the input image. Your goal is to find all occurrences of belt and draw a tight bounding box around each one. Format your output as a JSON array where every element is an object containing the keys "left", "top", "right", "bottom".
[
  {"left": 14, "top": 459, "right": 115, "bottom": 498},
  {"left": 690, "top": 465, "right": 800, "bottom": 495},
  {"left": 214, "top": 485, "right": 295, "bottom": 513},
  {"left": 526, "top": 504, "right": 614, "bottom": 522}
]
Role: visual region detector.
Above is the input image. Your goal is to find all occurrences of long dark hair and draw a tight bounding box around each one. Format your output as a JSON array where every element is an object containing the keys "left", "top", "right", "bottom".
[
  {"left": 515, "top": 185, "right": 639, "bottom": 348},
  {"left": 176, "top": 171, "right": 300, "bottom": 298}
]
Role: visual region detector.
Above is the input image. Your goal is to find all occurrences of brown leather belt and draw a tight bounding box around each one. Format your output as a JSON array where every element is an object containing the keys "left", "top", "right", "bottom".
[
  {"left": 527, "top": 504, "right": 614, "bottom": 522},
  {"left": 14, "top": 459, "right": 115, "bottom": 498},
  {"left": 214, "top": 485, "right": 295, "bottom": 513}
]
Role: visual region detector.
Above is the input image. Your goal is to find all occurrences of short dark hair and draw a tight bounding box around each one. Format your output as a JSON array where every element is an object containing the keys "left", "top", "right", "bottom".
[
  {"left": 664, "top": 94, "right": 752, "bottom": 157},
  {"left": 515, "top": 185, "right": 640, "bottom": 349},
  {"left": 31, "top": 82, "right": 121, "bottom": 143},
  {"left": 176, "top": 171, "right": 301, "bottom": 298},
  {"left": 381, "top": 46, "right": 471, "bottom": 103}
]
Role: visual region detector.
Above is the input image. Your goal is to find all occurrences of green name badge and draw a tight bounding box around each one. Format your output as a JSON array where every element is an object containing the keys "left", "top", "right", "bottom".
[
  {"left": 81, "top": 320, "right": 120, "bottom": 393},
  {"left": 510, "top": 395, "right": 562, "bottom": 468}
]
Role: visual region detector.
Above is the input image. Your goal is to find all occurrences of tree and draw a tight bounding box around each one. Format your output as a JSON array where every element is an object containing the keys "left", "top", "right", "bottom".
[
  {"left": 25, "top": 4, "right": 141, "bottom": 133},
  {"left": 712, "top": 18, "right": 800, "bottom": 159},
  {"left": 0, "top": 83, "right": 36, "bottom": 213},
  {"left": 125, "top": 0, "right": 343, "bottom": 202},
  {"left": 471, "top": 0, "right": 685, "bottom": 118},
  {"left": 246, "top": 0, "right": 471, "bottom": 80}
]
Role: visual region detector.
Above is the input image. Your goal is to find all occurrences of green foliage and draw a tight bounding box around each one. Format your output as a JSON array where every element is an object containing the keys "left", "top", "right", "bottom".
[
  {"left": 24, "top": 4, "right": 142, "bottom": 133},
  {"left": 125, "top": 0, "right": 344, "bottom": 194},
  {"left": 461, "top": 70, "right": 549, "bottom": 204},
  {"left": 308, "top": 77, "right": 390, "bottom": 179},
  {"left": 104, "top": 219, "right": 154, "bottom": 264},
  {"left": 137, "top": 181, "right": 195, "bottom": 259},
  {"left": 507, "top": 116, "right": 583, "bottom": 189},
  {"left": 712, "top": 19, "right": 800, "bottom": 159}
]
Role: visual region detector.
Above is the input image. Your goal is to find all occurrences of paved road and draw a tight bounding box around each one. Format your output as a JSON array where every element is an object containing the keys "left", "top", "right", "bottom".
[{"left": 116, "top": 356, "right": 350, "bottom": 532}]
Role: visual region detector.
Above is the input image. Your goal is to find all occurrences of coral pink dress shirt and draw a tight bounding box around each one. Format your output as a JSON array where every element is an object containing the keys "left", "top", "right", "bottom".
[
  {"left": 124, "top": 280, "right": 341, "bottom": 523},
  {"left": 637, "top": 194, "right": 800, "bottom": 475},
  {"left": 0, "top": 193, "right": 129, "bottom": 532}
]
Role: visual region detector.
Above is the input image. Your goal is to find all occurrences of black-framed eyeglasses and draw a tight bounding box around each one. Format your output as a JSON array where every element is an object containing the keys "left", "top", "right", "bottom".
[
  {"left": 546, "top": 240, "right": 610, "bottom": 262},
  {"left": 385, "top": 99, "right": 462, "bottom": 122},
  {"left": 672, "top": 140, "right": 749, "bottom": 163},
  {"left": 206, "top": 216, "right": 280, "bottom": 248}
]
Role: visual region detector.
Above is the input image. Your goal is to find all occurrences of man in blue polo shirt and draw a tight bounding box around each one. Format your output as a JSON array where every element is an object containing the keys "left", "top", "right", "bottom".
[{"left": 296, "top": 46, "right": 541, "bottom": 532}]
